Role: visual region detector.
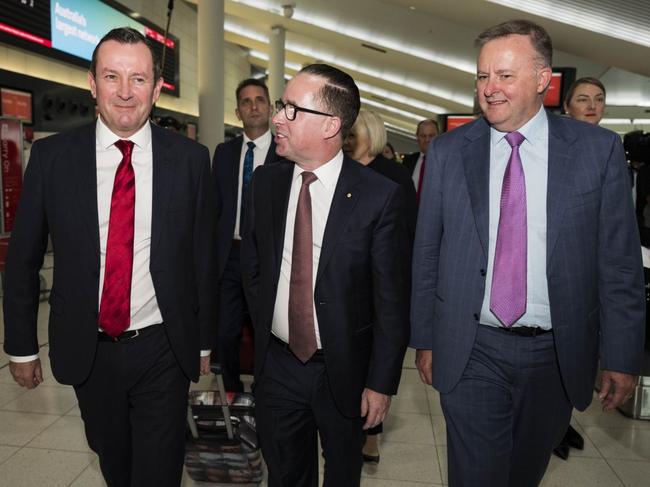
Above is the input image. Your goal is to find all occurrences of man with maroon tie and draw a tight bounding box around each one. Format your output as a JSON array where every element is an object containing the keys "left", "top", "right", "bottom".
[
  {"left": 402, "top": 118, "right": 439, "bottom": 200},
  {"left": 3, "top": 27, "right": 216, "bottom": 486},
  {"left": 410, "top": 20, "right": 645, "bottom": 487}
]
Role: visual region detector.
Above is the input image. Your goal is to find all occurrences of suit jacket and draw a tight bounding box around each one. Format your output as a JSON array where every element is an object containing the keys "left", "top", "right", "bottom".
[
  {"left": 410, "top": 112, "right": 645, "bottom": 411},
  {"left": 241, "top": 156, "right": 410, "bottom": 417},
  {"left": 368, "top": 154, "right": 417, "bottom": 243},
  {"left": 212, "top": 134, "right": 281, "bottom": 278},
  {"left": 3, "top": 121, "right": 217, "bottom": 384},
  {"left": 402, "top": 151, "right": 420, "bottom": 175}
]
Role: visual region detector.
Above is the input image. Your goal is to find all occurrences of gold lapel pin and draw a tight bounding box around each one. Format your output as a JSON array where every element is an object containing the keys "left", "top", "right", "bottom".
[{"left": 346, "top": 193, "right": 352, "bottom": 198}]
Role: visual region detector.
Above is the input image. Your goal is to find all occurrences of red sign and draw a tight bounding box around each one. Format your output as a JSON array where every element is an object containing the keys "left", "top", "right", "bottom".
[
  {"left": 145, "top": 26, "right": 175, "bottom": 48},
  {"left": 0, "top": 118, "right": 23, "bottom": 233},
  {"left": 0, "top": 21, "right": 52, "bottom": 47},
  {"left": 543, "top": 73, "right": 563, "bottom": 108},
  {"left": 1, "top": 88, "right": 32, "bottom": 123},
  {"left": 447, "top": 115, "right": 477, "bottom": 132}
]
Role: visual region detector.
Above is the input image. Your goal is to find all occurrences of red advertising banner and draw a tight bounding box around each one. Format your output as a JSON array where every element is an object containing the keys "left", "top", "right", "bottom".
[
  {"left": 1, "top": 88, "right": 32, "bottom": 123},
  {"left": 447, "top": 115, "right": 477, "bottom": 132},
  {"left": 0, "top": 118, "right": 23, "bottom": 233},
  {"left": 543, "top": 72, "right": 563, "bottom": 108}
]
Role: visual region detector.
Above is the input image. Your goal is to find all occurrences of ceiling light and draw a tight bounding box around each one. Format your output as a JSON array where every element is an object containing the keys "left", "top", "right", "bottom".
[{"left": 361, "top": 97, "right": 424, "bottom": 122}]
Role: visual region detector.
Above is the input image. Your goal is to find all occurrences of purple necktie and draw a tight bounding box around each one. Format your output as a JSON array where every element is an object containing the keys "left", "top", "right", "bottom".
[{"left": 490, "top": 131, "right": 527, "bottom": 327}]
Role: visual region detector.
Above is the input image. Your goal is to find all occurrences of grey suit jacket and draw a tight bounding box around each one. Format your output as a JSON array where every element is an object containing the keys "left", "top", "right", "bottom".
[{"left": 410, "top": 111, "right": 645, "bottom": 410}]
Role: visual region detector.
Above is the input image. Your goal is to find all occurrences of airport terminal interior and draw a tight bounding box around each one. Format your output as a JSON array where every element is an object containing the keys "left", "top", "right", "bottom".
[{"left": 1, "top": 0, "right": 650, "bottom": 485}]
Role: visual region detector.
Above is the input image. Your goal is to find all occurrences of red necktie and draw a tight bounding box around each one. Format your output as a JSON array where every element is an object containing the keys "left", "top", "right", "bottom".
[
  {"left": 288, "top": 171, "right": 318, "bottom": 363},
  {"left": 98, "top": 139, "right": 135, "bottom": 337},
  {"left": 416, "top": 154, "right": 426, "bottom": 203}
]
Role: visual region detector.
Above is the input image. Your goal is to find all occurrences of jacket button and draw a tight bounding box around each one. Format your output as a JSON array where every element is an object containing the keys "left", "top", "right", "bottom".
[
  {"left": 480, "top": 269, "right": 486, "bottom": 276},
  {"left": 473, "top": 313, "right": 479, "bottom": 321},
  {"left": 318, "top": 301, "right": 326, "bottom": 306}
]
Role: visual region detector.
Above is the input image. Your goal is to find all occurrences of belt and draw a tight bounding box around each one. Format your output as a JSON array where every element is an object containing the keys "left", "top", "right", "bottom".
[
  {"left": 270, "top": 334, "right": 324, "bottom": 361},
  {"left": 98, "top": 324, "right": 161, "bottom": 342},
  {"left": 494, "top": 325, "right": 552, "bottom": 337}
]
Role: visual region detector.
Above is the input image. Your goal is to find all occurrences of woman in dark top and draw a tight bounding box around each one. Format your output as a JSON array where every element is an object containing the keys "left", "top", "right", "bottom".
[{"left": 343, "top": 109, "right": 417, "bottom": 463}]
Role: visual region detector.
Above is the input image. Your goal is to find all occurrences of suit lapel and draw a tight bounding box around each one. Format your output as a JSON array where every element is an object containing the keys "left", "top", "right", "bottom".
[
  {"left": 265, "top": 140, "right": 280, "bottom": 164},
  {"left": 271, "top": 162, "right": 294, "bottom": 276},
  {"left": 316, "top": 157, "right": 361, "bottom": 283},
  {"left": 546, "top": 113, "right": 577, "bottom": 260},
  {"left": 229, "top": 137, "right": 243, "bottom": 218},
  {"left": 462, "top": 119, "right": 491, "bottom": 258},
  {"left": 76, "top": 122, "right": 100, "bottom": 254},
  {"left": 150, "top": 124, "right": 175, "bottom": 255}
]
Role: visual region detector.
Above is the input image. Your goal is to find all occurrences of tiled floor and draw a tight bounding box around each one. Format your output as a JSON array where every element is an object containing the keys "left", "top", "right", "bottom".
[{"left": 1, "top": 301, "right": 649, "bottom": 486}]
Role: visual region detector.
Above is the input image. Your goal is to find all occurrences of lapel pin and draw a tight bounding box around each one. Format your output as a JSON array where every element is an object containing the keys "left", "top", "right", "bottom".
[{"left": 346, "top": 192, "right": 352, "bottom": 198}]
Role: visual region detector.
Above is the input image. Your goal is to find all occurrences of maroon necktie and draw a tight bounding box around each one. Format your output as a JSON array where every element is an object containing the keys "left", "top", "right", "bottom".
[
  {"left": 490, "top": 131, "right": 527, "bottom": 327},
  {"left": 416, "top": 154, "right": 426, "bottom": 203},
  {"left": 98, "top": 139, "right": 135, "bottom": 337},
  {"left": 288, "top": 171, "right": 318, "bottom": 363}
]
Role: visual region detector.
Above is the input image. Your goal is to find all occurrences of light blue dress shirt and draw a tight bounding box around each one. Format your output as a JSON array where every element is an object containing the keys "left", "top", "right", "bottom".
[{"left": 479, "top": 105, "right": 552, "bottom": 329}]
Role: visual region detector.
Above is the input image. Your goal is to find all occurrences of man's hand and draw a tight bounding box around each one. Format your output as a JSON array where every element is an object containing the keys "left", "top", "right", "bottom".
[
  {"left": 599, "top": 370, "right": 637, "bottom": 412},
  {"left": 200, "top": 356, "right": 211, "bottom": 375},
  {"left": 10, "top": 359, "right": 43, "bottom": 389},
  {"left": 360, "top": 388, "right": 391, "bottom": 430},
  {"left": 415, "top": 349, "right": 433, "bottom": 385}
]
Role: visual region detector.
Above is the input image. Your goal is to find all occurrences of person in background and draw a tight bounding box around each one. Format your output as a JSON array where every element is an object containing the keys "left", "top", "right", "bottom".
[
  {"left": 343, "top": 109, "right": 418, "bottom": 463},
  {"left": 402, "top": 119, "right": 439, "bottom": 201},
  {"left": 554, "top": 76, "right": 607, "bottom": 460},
  {"left": 382, "top": 142, "right": 397, "bottom": 161},
  {"left": 3, "top": 27, "right": 216, "bottom": 486},
  {"left": 411, "top": 20, "right": 644, "bottom": 486},
  {"left": 211, "top": 78, "right": 281, "bottom": 392}
]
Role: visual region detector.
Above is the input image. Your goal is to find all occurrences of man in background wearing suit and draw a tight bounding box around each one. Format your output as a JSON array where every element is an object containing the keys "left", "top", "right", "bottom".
[
  {"left": 3, "top": 28, "right": 216, "bottom": 486},
  {"left": 411, "top": 20, "right": 645, "bottom": 487},
  {"left": 212, "top": 78, "right": 280, "bottom": 392},
  {"left": 402, "top": 118, "right": 439, "bottom": 200},
  {"left": 242, "top": 64, "right": 410, "bottom": 486}
]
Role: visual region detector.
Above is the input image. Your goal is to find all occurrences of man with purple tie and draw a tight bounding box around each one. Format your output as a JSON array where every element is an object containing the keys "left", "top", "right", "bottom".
[{"left": 410, "top": 20, "right": 645, "bottom": 487}]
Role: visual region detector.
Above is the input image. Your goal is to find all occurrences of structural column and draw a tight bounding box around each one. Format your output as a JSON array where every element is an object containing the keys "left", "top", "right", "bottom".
[
  {"left": 268, "top": 25, "right": 286, "bottom": 103},
  {"left": 197, "top": 0, "right": 224, "bottom": 157}
]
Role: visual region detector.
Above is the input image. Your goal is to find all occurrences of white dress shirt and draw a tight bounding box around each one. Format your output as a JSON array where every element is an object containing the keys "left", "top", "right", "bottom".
[
  {"left": 479, "top": 105, "right": 552, "bottom": 329},
  {"left": 234, "top": 130, "right": 272, "bottom": 239},
  {"left": 271, "top": 150, "right": 344, "bottom": 347},
  {"left": 411, "top": 152, "right": 425, "bottom": 189}
]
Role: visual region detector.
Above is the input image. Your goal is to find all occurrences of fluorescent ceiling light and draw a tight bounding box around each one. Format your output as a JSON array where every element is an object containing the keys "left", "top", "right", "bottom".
[
  {"left": 361, "top": 97, "right": 423, "bottom": 122},
  {"left": 601, "top": 118, "right": 634, "bottom": 124},
  {"left": 384, "top": 121, "right": 417, "bottom": 139},
  {"left": 487, "top": 0, "right": 650, "bottom": 48},
  {"left": 230, "top": 0, "right": 475, "bottom": 73}
]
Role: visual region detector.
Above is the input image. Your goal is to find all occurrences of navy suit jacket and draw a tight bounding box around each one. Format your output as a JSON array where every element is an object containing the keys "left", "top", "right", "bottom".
[
  {"left": 3, "top": 122, "right": 217, "bottom": 384},
  {"left": 410, "top": 112, "right": 645, "bottom": 410},
  {"left": 211, "top": 134, "right": 281, "bottom": 278},
  {"left": 241, "top": 156, "right": 410, "bottom": 417}
]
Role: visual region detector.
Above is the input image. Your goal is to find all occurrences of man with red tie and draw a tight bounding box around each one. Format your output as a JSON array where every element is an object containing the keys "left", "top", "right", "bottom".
[
  {"left": 402, "top": 118, "right": 439, "bottom": 200},
  {"left": 411, "top": 20, "right": 645, "bottom": 486},
  {"left": 3, "top": 27, "right": 216, "bottom": 486}
]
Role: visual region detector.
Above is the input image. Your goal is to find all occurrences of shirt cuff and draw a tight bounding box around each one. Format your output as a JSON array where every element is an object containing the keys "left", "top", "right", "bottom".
[
  {"left": 9, "top": 354, "right": 39, "bottom": 363},
  {"left": 200, "top": 349, "right": 211, "bottom": 357}
]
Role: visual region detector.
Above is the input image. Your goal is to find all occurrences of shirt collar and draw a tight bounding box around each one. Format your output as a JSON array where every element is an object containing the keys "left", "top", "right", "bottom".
[
  {"left": 490, "top": 105, "right": 548, "bottom": 147},
  {"left": 292, "top": 150, "right": 344, "bottom": 191},
  {"left": 243, "top": 129, "right": 272, "bottom": 153},
  {"left": 96, "top": 115, "right": 152, "bottom": 150}
]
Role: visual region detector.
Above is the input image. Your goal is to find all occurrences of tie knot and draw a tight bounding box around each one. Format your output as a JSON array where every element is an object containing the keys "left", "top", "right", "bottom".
[
  {"left": 115, "top": 139, "right": 134, "bottom": 158},
  {"left": 505, "top": 131, "right": 525, "bottom": 148},
  {"left": 301, "top": 171, "right": 318, "bottom": 186},
  {"left": 247, "top": 141, "right": 255, "bottom": 150}
]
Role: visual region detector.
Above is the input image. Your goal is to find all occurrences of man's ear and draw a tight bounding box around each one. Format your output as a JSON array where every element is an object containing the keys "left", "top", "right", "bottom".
[
  {"left": 323, "top": 116, "right": 342, "bottom": 140},
  {"left": 88, "top": 71, "right": 97, "bottom": 99}
]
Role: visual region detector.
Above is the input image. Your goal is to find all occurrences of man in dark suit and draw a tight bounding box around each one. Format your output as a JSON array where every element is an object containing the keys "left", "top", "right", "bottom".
[
  {"left": 212, "top": 78, "right": 281, "bottom": 391},
  {"left": 402, "top": 118, "right": 438, "bottom": 200},
  {"left": 241, "top": 64, "right": 410, "bottom": 486},
  {"left": 3, "top": 28, "right": 216, "bottom": 487},
  {"left": 411, "top": 20, "right": 645, "bottom": 487}
]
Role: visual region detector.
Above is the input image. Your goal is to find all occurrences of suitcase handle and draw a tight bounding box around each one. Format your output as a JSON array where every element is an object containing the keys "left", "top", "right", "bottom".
[{"left": 187, "top": 363, "right": 235, "bottom": 440}]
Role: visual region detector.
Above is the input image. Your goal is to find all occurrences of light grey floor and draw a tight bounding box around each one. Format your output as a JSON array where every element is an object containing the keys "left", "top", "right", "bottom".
[{"left": 0, "top": 301, "right": 649, "bottom": 486}]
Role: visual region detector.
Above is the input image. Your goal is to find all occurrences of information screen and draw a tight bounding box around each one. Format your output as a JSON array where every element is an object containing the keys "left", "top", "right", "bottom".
[{"left": 0, "top": 0, "right": 179, "bottom": 96}]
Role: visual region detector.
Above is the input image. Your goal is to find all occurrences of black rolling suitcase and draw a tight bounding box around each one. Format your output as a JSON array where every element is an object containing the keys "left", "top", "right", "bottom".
[{"left": 185, "top": 364, "right": 263, "bottom": 484}]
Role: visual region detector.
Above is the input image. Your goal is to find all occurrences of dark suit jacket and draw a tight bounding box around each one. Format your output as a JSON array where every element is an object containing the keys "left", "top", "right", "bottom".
[
  {"left": 410, "top": 112, "right": 645, "bottom": 411},
  {"left": 402, "top": 151, "right": 421, "bottom": 175},
  {"left": 212, "top": 134, "right": 281, "bottom": 278},
  {"left": 242, "top": 156, "right": 410, "bottom": 417},
  {"left": 3, "top": 121, "right": 217, "bottom": 384},
  {"left": 368, "top": 154, "right": 417, "bottom": 242}
]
